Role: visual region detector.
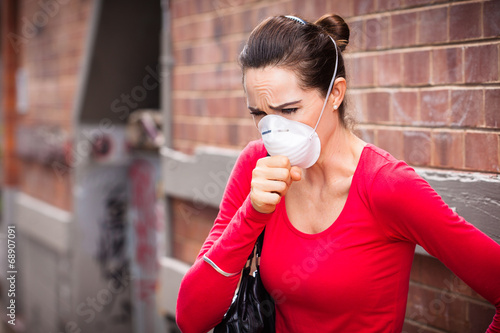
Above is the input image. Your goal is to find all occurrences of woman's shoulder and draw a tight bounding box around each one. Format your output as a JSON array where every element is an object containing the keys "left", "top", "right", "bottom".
[
  {"left": 360, "top": 143, "right": 425, "bottom": 196},
  {"left": 361, "top": 143, "right": 402, "bottom": 172}
]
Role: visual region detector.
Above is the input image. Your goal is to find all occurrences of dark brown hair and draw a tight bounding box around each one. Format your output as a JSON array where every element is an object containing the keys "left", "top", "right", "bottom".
[{"left": 239, "top": 14, "right": 351, "bottom": 127}]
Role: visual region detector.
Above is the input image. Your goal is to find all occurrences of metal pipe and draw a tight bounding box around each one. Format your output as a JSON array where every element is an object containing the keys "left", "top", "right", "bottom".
[{"left": 161, "top": 0, "right": 174, "bottom": 258}]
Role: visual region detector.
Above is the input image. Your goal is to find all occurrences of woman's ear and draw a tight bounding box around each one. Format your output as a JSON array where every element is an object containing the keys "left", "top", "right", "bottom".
[{"left": 330, "top": 77, "right": 347, "bottom": 110}]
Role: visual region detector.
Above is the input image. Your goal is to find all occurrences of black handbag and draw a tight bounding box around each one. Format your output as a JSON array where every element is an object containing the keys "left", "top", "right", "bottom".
[{"left": 214, "top": 230, "right": 275, "bottom": 333}]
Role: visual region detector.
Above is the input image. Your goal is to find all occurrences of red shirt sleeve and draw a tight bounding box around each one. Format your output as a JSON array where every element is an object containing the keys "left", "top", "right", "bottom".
[
  {"left": 369, "top": 159, "right": 500, "bottom": 332},
  {"left": 176, "top": 140, "right": 270, "bottom": 333}
]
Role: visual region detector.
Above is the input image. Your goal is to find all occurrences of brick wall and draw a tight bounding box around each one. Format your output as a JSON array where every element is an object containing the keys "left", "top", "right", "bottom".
[
  {"left": 14, "top": 0, "right": 93, "bottom": 210},
  {"left": 171, "top": 1, "right": 500, "bottom": 174},
  {"left": 170, "top": 0, "right": 499, "bottom": 331},
  {"left": 348, "top": 0, "right": 500, "bottom": 174}
]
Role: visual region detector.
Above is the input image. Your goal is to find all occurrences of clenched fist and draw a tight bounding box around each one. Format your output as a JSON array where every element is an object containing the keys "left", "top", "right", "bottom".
[{"left": 250, "top": 155, "right": 302, "bottom": 214}]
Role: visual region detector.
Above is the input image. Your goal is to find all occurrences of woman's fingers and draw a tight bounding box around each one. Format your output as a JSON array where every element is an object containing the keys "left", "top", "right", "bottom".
[{"left": 250, "top": 155, "right": 299, "bottom": 214}]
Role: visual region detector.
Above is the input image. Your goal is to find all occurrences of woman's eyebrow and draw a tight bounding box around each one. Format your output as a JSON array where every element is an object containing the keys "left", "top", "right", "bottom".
[
  {"left": 269, "top": 100, "right": 302, "bottom": 110},
  {"left": 248, "top": 100, "right": 302, "bottom": 112}
]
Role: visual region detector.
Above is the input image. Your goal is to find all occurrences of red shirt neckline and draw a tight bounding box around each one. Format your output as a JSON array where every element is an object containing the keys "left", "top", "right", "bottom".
[{"left": 281, "top": 143, "right": 372, "bottom": 239}]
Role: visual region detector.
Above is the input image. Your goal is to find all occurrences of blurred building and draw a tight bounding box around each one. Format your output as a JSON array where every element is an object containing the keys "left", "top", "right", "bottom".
[{"left": 1, "top": 0, "right": 499, "bottom": 333}]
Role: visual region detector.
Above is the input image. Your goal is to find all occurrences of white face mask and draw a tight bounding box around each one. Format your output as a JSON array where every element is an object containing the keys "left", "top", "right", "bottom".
[
  {"left": 258, "top": 114, "right": 321, "bottom": 168},
  {"left": 257, "top": 36, "right": 339, "bottom": 169}
]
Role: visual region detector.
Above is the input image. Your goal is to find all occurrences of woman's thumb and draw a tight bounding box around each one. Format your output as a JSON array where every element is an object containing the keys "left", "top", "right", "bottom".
[{"left": 290, "top": 166, "right": 302, "bottom": 181}]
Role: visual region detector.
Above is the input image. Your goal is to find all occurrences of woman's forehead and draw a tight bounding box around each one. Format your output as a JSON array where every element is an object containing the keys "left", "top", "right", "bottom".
[
  {"left": 244, "top": 67, "right": 301, "bottom": 98},
  {"left": 244, "top": 67, "right": 322, "bottom": 105}
]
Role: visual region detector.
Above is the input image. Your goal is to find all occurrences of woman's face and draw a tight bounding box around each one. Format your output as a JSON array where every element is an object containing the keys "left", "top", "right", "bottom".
[{"left": 244, "top": 66, "right": 329, "bottom": 130}]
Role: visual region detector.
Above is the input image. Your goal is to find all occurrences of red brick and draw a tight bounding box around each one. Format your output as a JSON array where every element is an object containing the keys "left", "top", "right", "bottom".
[
  {"left": 403, "top": 50, "right": 431, "bottom": 86},
  {"left": 181, "top": 122, "right": 196, "bottom": 141},
  {"left": 233, "top": 96, "right": 249, "bottom": 118},
  {"left": 420, "top": 89, "right": 449, "bottom": 126},
  {"left": 196, "top": 16, "right": 217, "bottom": 40},
  {"left": 450, "top": 89, "right": 484, "bottom": 127},
  {"left": 353, "top": 0, "right": 376, "bottom": 16},
  {"left": 330, "top": 0, "right": 354, "bottom": 18},
  {"left": 214, "top": 122, "right": 231, "bottom": 146},
  {"left": 173, "top": 237, "right": 204, "bottom": 264},
  {"left": 432, "top": 131, "right": 464, "bottom": 169},
  {"left": 418, "top": 254, "right": 454, "bottom": 291},
  {"left": 173, "top": 98, "right": 188, "bottom": 116},
  {"left": 377, "top": 129, "right": 404, "bottom": 160},
  {"left": 365, "top": 16, "right": 390, "bottom": 50},
  {"left": 431, "top": 47, "right": 463, "bottom": 84},
  {"left": 353, "top": 126, "right": 375, "bottom": 144},
  {"left": 392, "top": 91, "right": 419, "bottom": 125},
  {"left": 350, "top": 55, "right": 376, "bottom": 87},
  {"left": 377, "top": 0, "right": 400, "bottom": 12},
  {"left": 391, "top": 12, "right": 417, "bottom": 48},
  {"left": 222, "top": 10, "right": 247, "bottom": 36},
  {"left": 238, "top": 122, "right": 260, "bottom": 147},
  {"left": 419, "top": 6, "right": 448, "bottom": 45},
  {"left": 365, "top": 91, "right": 391, "bottom": 122},
  {"left": 173, "top": 47, "right": 189, "bottom": 66},
  {"left": 450, "top": 2, "right": 482, "bottom": 41},
  {"left": 227, "top": 123, "right": 239, "bottom": 146},
  {"left": 172, "top": 120, "right": 182, "bottom": 141},
  {"left": 258, "top": 2, "right": 293, "bottom": 22},
  {"left": 484, "top": 0, "right": 500, "bottom": 38},
  {"left": 172, "top": 199, "right": 215, "bottom": 243},
  {"left": 347, "top": 19, "right": 365, "bottom": 52},
  {"left": 171, "top": 0, "right": 191, "bottom": 19},
  {"left": 206, "top": 97, "right": 228, "bottom": 117},
  {"left": 196, "top": 122, "right": 210, "bottom": 142},
  {"left": 465, "top": 132, "right": 499, "bottom": 172},
  {"left": 172, "top": 71, "right": 190, "bottom": 91},
  {"left": 172, "top": 22, "right": 191, "bottom": 43},
  {"left": 406, "top": 282, "right": 473, "bottom": 332},
  {"left": 401, "top": 321, "right": 439, "bottom": 333},
  {"left": 404, "top": 130, "right": 431, "bottom": 166},
  {"left": 192, "top": 67, "right": 242, "bottom": 91},
  {"left": 404, "top": 0, "right": 437, "bottom": 7},
  {"left": 468, "top": 302, "right": 497, "bottom": 332},
  {"left": 194, "top": 42, "right": 224, "bottom": 65},
  {"left": 464, "top": 44, "right": 499, "bottom": 83},
  {"left": 485, "top": 89, "right": 500, "bottom": 128},
  {"left": 377, "top": 52, "right": 401, "bottom": 86},
  {"left": 192, "top": 98, "right": 208, "bottom": 117},
  {"left": 347, "top": 90, "right": 367, "bottom": 122},
  {"left": 293, "top": 0, "right": 329, "bottom": 21}
]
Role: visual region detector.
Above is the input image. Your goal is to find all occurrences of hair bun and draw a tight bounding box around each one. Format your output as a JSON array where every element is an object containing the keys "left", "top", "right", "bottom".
[{"left": 314, "top": 14, "right": 349, "bottom": 52}]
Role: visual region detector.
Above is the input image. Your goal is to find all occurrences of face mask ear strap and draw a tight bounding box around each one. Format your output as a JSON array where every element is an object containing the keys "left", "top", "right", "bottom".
[{"left": 311, "top": 36, "right": 339, "bottom": 137}]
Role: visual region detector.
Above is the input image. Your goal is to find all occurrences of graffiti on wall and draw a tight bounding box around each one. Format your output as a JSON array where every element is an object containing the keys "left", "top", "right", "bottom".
[
  {"left": 94, "top": 184, "right": 132, "bottom": 330},
  {"left": 129, "top": 158, "right": 165, "bottom": 332}
]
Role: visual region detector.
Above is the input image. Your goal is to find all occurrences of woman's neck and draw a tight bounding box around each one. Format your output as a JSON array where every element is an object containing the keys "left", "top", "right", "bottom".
[{"left": 303, "top": 126, "right": 365, "bottom": 187}]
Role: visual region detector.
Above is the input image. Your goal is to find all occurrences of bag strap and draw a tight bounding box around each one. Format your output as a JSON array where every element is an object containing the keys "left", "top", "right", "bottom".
[
  {"left": 256, "top": 228, "right": 265, "bottom": 258},
  {"left": 244, "top": 228, "right": 265, "bottom": 268}
]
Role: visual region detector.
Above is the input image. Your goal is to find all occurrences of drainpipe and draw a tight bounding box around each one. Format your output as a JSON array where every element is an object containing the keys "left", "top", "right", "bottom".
[
  {"left": 161, "top": 0, "right": 174, "bottom": 257},
  {"left": 1, "top": 0, "right": 19, "bottom": 188}
]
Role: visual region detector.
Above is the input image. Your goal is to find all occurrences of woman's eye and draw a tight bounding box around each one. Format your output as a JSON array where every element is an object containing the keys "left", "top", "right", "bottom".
[
  {"left": 250, "top": 110, "right": 267, "bottom": 117},
  {"left": 282, "top": 108, "right": 298, "bottom": 114}
]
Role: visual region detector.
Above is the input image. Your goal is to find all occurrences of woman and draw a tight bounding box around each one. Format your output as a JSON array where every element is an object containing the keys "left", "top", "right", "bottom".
[{"left": 176, "top": 14, "right": 500, "bottom": 332}]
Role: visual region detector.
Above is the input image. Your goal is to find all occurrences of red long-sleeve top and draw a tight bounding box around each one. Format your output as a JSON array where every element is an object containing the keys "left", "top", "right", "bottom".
[{"left": 176, "top": 140, "right": 500, "bottom": 332}]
